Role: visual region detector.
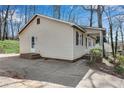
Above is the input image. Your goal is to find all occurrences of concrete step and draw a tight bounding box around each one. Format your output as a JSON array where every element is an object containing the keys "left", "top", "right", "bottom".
[{"left": 20, "top": 53, "right": 41, "bottom": 59}]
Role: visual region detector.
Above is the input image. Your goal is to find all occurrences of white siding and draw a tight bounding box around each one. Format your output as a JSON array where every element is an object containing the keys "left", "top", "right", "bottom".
[
  {"left": 73, "top": 28, "right": 96, "bottom": 60},
  {"left": 73, "top": 28, "right": 88, "bottom": 60},
  {"left": 19, "top": 16, "right": 73, "bottom": 60},
  {"left": 19, "top": 15, "right": 97, "bottom": 61}
]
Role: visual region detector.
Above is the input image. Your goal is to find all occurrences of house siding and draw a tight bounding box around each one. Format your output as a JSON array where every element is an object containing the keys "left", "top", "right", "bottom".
[
  {"left": 73, "top": 28, "right": 96, "bottom": 60},
  {"left": 19, "top": 15, "right": 97, "bottom": 61},
  {"left": 19, "top": 16, "right": 74, "bottom": 60},
  {"left": 73, "top": 28, "right": 88, "bottom": 60}
]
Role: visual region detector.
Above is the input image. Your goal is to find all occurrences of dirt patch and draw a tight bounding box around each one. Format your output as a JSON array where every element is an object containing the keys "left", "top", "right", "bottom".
[{"left": 0, "top": 70, "right": 26, "bottom": 79}]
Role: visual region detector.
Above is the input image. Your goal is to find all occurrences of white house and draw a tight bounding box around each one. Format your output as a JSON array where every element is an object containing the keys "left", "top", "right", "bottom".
[{"left": 19, "top": 14, "right": 105, "bottom": 61}]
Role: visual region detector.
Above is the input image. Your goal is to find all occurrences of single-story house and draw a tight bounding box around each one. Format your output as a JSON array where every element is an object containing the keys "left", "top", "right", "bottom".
[{"left": 19, "top": 14, "right": 105, "bottom": 61}]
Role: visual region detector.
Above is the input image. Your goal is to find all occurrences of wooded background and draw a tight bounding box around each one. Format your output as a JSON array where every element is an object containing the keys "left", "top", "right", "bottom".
[{"left": 0, "top": 5, "right": 124, "bottom": 57}]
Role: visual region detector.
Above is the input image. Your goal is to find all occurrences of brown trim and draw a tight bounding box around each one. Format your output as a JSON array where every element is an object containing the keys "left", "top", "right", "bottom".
[
  {"left": 72, "top": 25, "right": 85, "bottom": 33},
  {"left": 40, "top": 56, "right": 84, "bottom": 63},
  {"left": 84, "top": 26, "right": 106, "bottom": 31},
  {"left": 72, "top": 56, "right": 84, "bottom": 62},
  {"left": 41, "top": 57, "right": 74, "bottom": 63},
  {"left": 20, "top": 53, "right": 83, "bottom": 63},
  {"left": 19, "top": 15, "right": 38, "bottom": 34},
  {"left": 87, "top": 34, "right": 96, "bottom": 40}
]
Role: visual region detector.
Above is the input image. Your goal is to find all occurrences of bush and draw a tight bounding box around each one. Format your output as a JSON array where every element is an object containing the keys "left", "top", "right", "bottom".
[
  {"left": 89, "top": 48, "right": 102, "bottom": 64},
  {"left": 114, "top": 65, "right": 124, "bottom": 74},
  {"left": 116, "top": 55, "right": 124, "bottom": 66},
  {"left": 90, "top": 48, "right": 102, "bottom": 57}
]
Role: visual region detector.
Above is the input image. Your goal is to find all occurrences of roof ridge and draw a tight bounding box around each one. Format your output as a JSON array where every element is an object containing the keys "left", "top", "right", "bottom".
[{"left": 19, "top": 14, "right": 105, "bottom": 34}]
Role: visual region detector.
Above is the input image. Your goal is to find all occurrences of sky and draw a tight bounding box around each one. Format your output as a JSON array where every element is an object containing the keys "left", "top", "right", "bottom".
[
  {"left": 12, "top": 5, "right": 124, "bottom": 26},
  {"left": 1, "top": 5, "right": 124, "bottom": 41},
  {"left": 10, "top": 5, "right": 96, "bottom": 26}
]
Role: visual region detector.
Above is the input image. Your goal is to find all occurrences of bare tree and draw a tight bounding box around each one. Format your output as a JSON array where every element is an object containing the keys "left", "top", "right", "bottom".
[
  {"left": 2, "top": 5, "right": 10, "bottom": 40},
  {"left": 81, "top": 5, "right": 94, "bottom": 27},
  {"left": 32, "top": 5, "right": 36, "bottom": 15},
  {"left": 96, "top": 5, "right": 106, "bottom": 57},
  {"left": 53, "top": 5, "right": 61, "bottom": 19},
  {"left": 115, "top": 27, "right": 119, "bottom": 55},
  {"left": 116, "top": 18, "right": 124, "bottom": 50},
  {"left": 0, "top": 7, "right": 3, "bottom": 40},
  {"left": 68, "top": 6, "right": 77, "bottom": 22},
  {"left": 104, "top": 6, "right": 115, "bottom": 57},
  {"left": 10, "top": 9, "right": 16, "bottom": 39},
  {"left": 24, "top": 5, "right": 28, "bottom": 24},
  {"left": 81, "top": 5, "right": 105, "bottom": 57},
  {"left": 90, "top": 5, "right": 93, "bottom": 27}
]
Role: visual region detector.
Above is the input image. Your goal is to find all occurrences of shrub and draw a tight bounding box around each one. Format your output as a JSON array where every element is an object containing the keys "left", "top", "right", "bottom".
[
  {"left": 114, "top": 65, "right": 124, "bottom": 74},
  {"left": 89, "top": 48, "right": 102, "bottom": 64},
  {"left": 116, "top": 55, "right": 124, "bottom": 66},
  {"left": 90, "top": 48, "right": 102, "bottom": 57}
]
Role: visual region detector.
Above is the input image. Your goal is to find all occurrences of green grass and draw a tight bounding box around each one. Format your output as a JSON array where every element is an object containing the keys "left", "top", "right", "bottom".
[{"left": 0, "top": 40, "right": 19, "bottom": 53}]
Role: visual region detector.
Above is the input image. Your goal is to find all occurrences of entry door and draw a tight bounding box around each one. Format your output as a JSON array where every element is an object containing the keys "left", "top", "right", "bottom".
[{"left": 31, "top": 36, "right": 36, "bottom": 52}]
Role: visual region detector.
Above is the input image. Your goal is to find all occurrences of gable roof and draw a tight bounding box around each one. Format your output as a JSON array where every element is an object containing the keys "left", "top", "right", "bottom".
[
  {"left": 19, "top": 14, "right": 105, "bottom": 34},
  {"left": 80, "top": 26, "right": 106, "bottom": 31}
]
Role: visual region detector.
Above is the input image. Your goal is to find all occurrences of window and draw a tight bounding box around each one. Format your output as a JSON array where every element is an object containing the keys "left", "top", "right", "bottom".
[
  {"left": 86, "top": 38, "right": 87, "bottom": 48},
  {"left": 82, "top": 34, "right": 83, "bottom": 46},
  {"left": 76, "top": 32, "right": 79, "bottom": 45},
  {"left": 31, "top": 36, "right": 35, "bottom": 48},
  {"left": 88, "top": 38, "right": 91, "bottom": 47},
  {"left": 80, "top": 35, "right": 82, "bottom": 45},
  {"left": 37, "top": 18, "right": 40, "bottom": 24}
]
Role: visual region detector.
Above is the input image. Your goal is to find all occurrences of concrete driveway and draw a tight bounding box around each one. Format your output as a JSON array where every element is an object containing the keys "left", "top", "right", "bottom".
[
  {"left": 0, "top": 54, "right": 89, "bottom": 87},
  {"left": 77, "top": 69, "right": 124, "bottom": 88}
]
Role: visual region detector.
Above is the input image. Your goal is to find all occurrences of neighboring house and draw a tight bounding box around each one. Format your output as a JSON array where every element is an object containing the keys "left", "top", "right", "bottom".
[{"left": 19, "top": 14, "right": 105, "bottom": 61}]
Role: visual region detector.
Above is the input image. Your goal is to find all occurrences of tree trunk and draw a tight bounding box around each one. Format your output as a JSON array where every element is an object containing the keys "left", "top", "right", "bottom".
[
  {"left": 10, "top": 10, "right": 15, "bottom": 40},
  {"left": 10, "top": 18, "right": 14, "bottom": 39},
  {"left": 5, "top": 23, "right": 8, "bottom": 40},
  {"left": 33, "top": 5, "right": 36, "bottom": 15},
  {"left": 25, "top": 6, "right": 28, "bottom": 24},
  {"left": 2, "top": 5, "right": 10, "bottom": 41},
  {"left": 0, "top": 16, "right": 1, "bottom": 40},
  {"left": 120, "top": 25, "right": 124, "bottom": 50},
  {"left": 97, "top": 5, "right": 105, "bottom": 57},
  {"left": 90, "top": 5, "right": 93, "bottom": 27},
  {"left": 115, "top": 27, "right": 119, "bottom": 56},
  {"left": 110, "top": 24, "right": 115, "bottom": 57},
  {"left": 53, "top": 5, "right": 61, "bottom": 19}
]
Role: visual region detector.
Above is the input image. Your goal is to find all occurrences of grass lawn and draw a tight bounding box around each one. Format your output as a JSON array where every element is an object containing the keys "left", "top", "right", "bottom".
[{"left": 0, "top": 40, "right": 19, "bottom": 53}]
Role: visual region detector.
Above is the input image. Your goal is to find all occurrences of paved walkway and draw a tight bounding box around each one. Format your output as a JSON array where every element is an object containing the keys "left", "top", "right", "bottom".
[
  {"left": 77, "top": 69, "right": 124, "bottom": 88},
  {"left": 0, "top": 76, "right": 68, "bottom": 88}
]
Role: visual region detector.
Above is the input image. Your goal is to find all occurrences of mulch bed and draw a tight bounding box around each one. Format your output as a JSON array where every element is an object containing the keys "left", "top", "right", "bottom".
[{"left": 87, "top": 61, "right": 124, "bottom": 79}]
